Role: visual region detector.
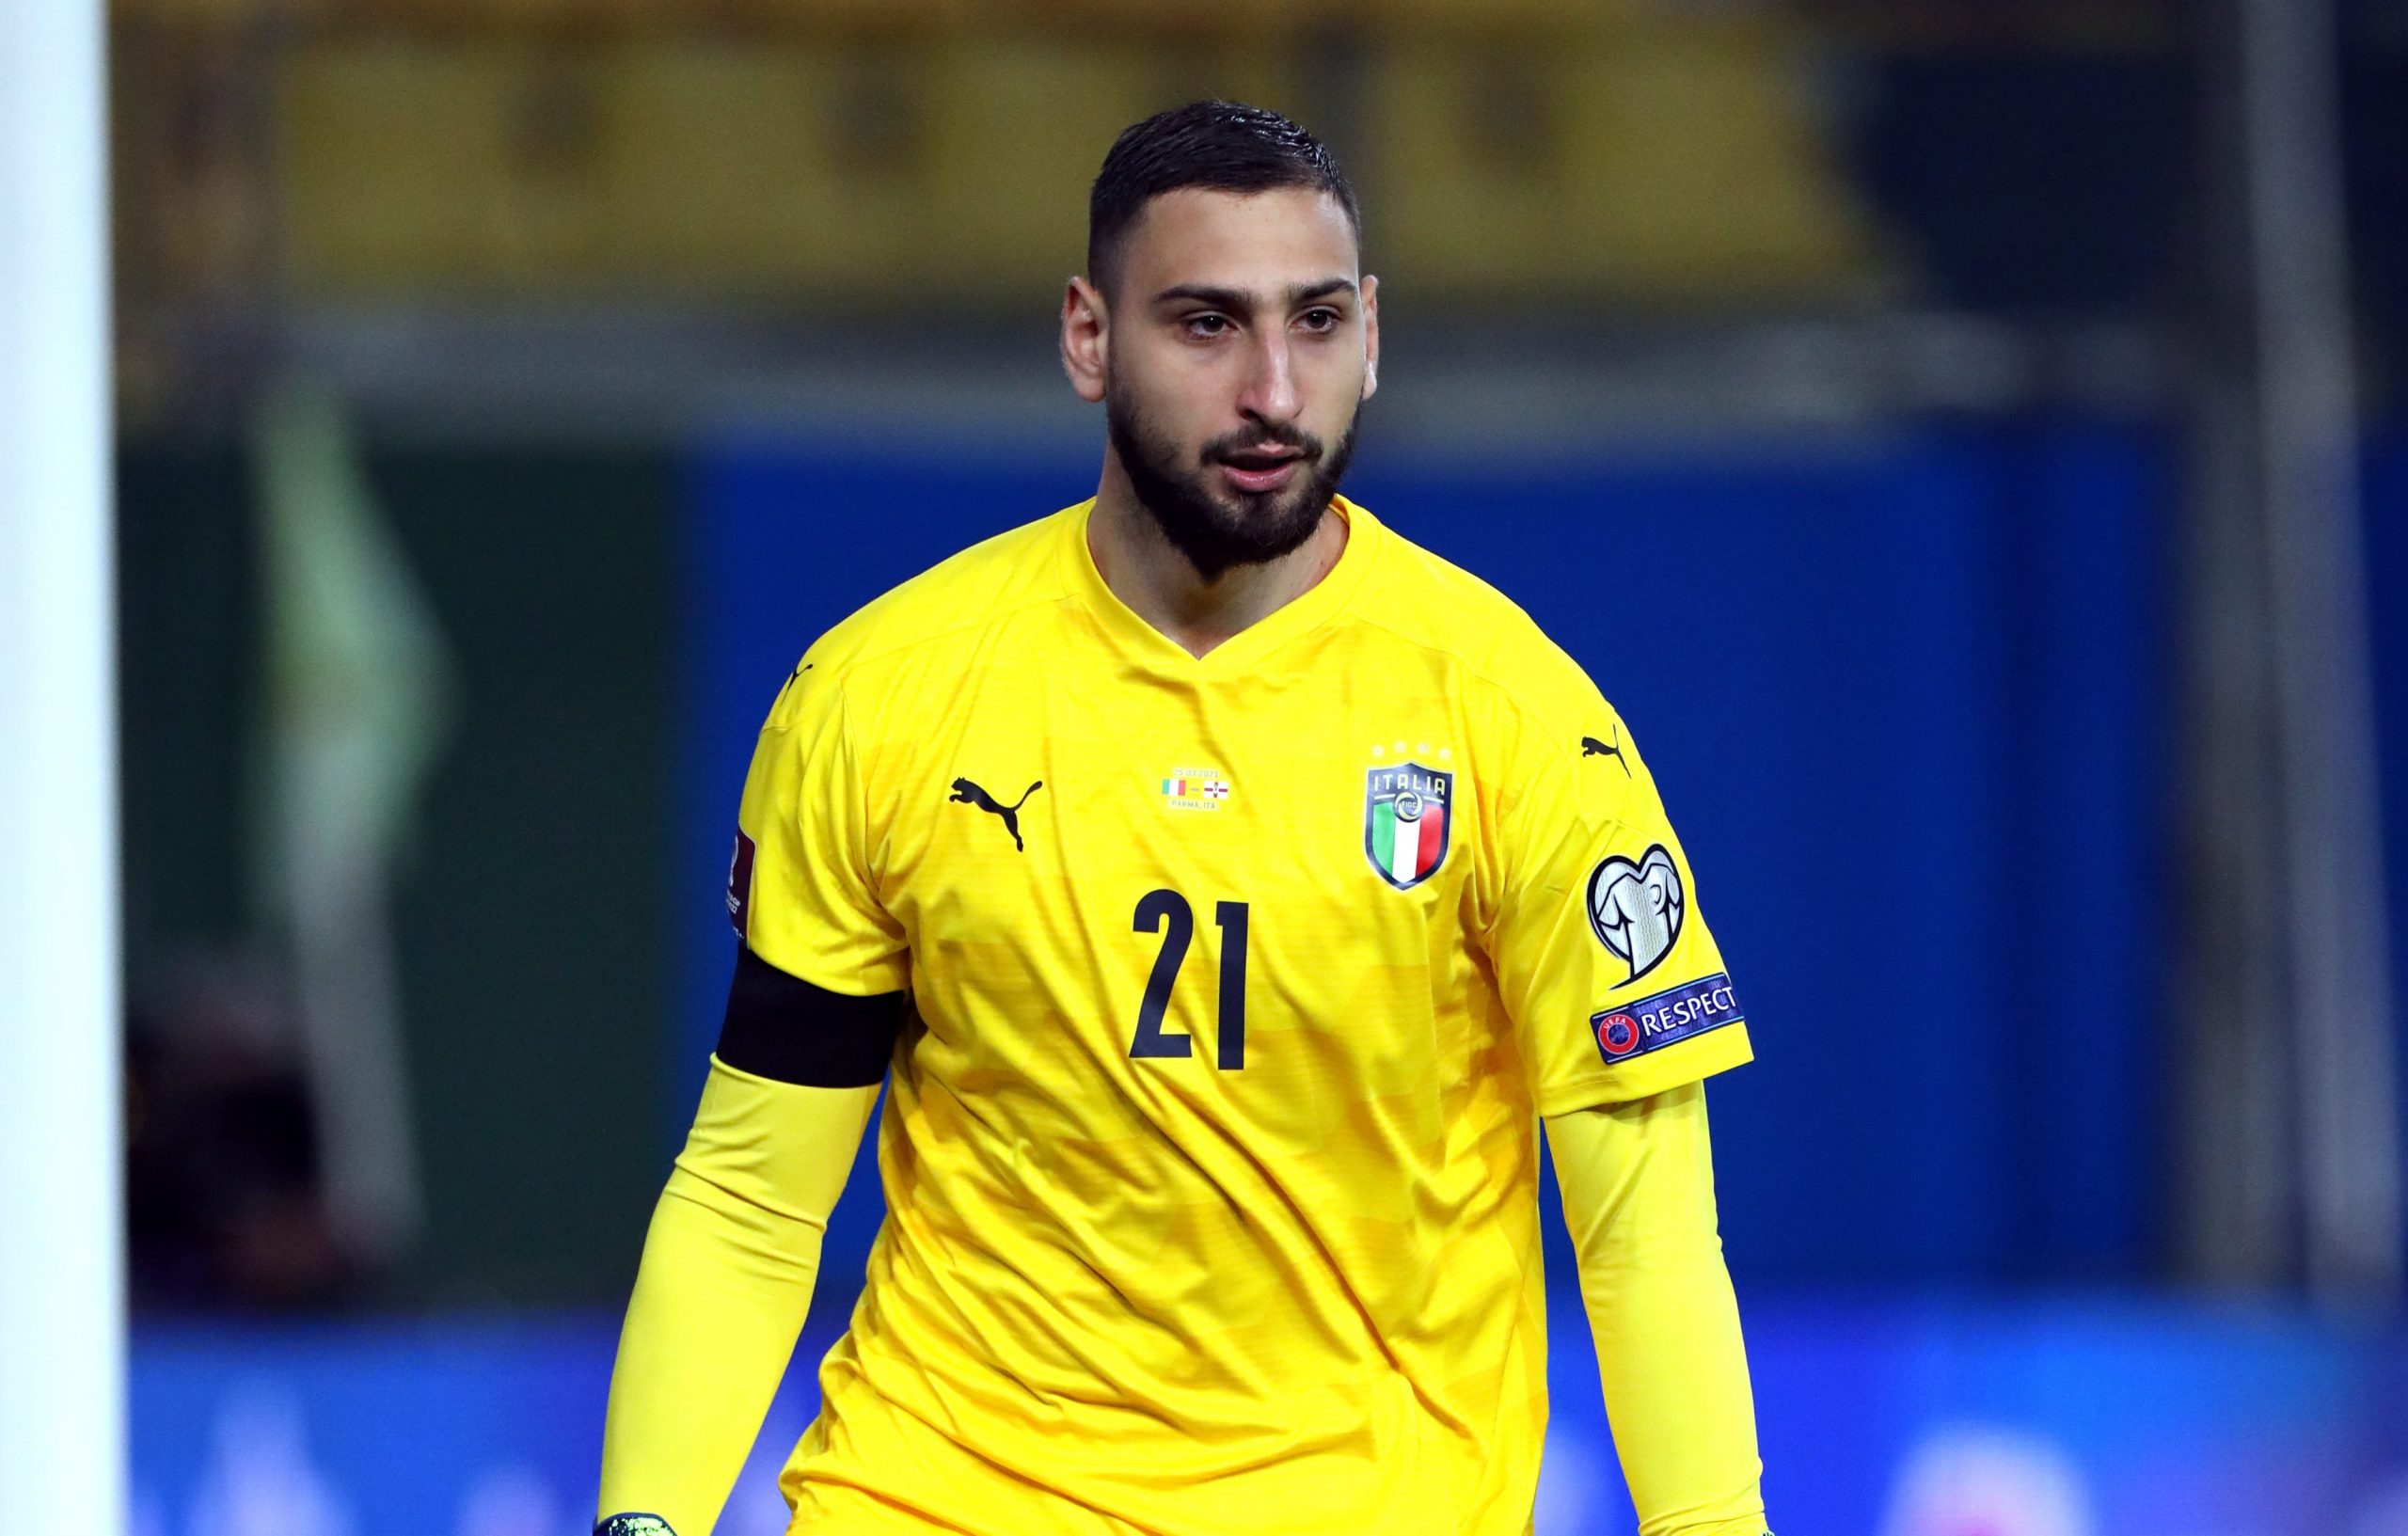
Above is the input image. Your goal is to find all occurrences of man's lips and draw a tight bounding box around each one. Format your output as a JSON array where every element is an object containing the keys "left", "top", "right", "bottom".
[
  {"left": 1221, "top": 458, "right": 1300, "bottom": 493},
  {"left": 1216, "top": 449, "right": 1307, "bottom": 494}
]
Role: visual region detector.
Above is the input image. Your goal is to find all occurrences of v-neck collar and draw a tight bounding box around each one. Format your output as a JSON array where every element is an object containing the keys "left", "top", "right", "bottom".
[{"left": 1060, "top": 494, "right": 1381, "bottom": 679}]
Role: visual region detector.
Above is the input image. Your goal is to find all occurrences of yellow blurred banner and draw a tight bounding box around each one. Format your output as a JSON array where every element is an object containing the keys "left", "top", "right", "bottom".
[{"left": 166, "top": 17, "right": 1893, "bottom": 306}]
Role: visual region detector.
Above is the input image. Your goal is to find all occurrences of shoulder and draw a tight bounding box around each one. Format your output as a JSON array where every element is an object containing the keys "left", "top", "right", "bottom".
[
  {"left": 1349, "top": 504, "right": 1673, "bottom": 842},
  {"left": 764, "top": 507, "right": 1074, "bottom": 729},
  {"left": 1347, "top": 499, "right": 1611, "bottom": 730}
]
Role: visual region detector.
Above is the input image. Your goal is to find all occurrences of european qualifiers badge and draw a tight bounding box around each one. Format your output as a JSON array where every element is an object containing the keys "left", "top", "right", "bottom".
[
  {"left": 1587, "top": 844, "right": 1684, "bottom": 984},
  {"left": 1364, "top": 762, "right": 1453, "bottom": 890},
  {"left": 726, "top": 830, "right": 757, "bottom": 940}
]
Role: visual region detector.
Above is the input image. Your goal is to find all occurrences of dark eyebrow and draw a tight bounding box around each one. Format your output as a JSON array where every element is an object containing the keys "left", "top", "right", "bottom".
[
  {"left": 1287, "top": 277, "right": 1357, "bottom": 306},
  {"left": 1150, "top": 277, "right": 1359, "bottom": 311}
]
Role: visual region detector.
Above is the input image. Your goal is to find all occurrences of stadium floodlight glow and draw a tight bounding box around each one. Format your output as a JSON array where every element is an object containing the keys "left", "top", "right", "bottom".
[{"left": 0, "top": 0, "right": 123, "bottom": 1531}]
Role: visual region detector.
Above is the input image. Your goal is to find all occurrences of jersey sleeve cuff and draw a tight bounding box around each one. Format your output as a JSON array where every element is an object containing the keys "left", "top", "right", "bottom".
[{"left": 1540, "top": 1021, "right": 1752, "bottom": 1116}]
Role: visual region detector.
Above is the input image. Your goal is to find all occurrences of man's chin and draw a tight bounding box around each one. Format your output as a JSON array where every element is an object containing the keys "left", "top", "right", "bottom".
[
  {"left": 1198, "top": 483, "right": 1323, "bottom": 534},
  {"left": 1104, "top": 397, "right": 1353, "bottom": 578},
  {"left": 1212, "top": 486, "right": 1313, "bottom": 525}
]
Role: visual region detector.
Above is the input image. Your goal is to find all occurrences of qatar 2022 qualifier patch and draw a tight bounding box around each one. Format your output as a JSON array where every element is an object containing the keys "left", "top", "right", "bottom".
[{"left": 1591, "top": 973, "right": 1743, "bottom": 1063}]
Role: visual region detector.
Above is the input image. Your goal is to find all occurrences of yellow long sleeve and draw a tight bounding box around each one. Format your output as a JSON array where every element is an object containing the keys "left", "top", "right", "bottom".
[
  {"left": 1547, "top": 1084, "right": 1766, "bottom": 1536},
  {"left": 596, "top": 1056, "right": 879, "bottom": 1536}
]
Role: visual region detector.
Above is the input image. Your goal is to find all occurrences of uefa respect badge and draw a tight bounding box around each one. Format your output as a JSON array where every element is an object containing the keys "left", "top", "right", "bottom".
[{"left": 1592, "top": 972, "right": 1743, "bottom": 1063}]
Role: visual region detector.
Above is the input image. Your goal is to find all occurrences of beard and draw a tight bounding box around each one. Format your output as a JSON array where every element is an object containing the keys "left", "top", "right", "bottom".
[{"left": 1104, "top": 383, "right": 1358, "bottom": 583}]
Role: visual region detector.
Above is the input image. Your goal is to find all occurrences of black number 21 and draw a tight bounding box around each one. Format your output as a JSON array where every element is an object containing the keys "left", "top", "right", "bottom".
[{"left": 1130, "top": 888, "right": 1249, "bottom": 1069}]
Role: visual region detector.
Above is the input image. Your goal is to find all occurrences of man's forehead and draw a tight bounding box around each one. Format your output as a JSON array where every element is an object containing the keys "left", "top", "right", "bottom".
[{"left": 1119, "top": 186, "right": 1361, "bottom": 292}]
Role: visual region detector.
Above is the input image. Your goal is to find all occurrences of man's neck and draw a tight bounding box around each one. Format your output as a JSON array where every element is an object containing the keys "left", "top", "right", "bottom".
[{"left": 1086, "top": 456, "right": 1348, "bottom": 660}]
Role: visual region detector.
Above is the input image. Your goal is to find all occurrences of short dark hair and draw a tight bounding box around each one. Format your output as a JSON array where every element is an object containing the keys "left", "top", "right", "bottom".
[{"left": 1086, "top": 101, "right": 1361, "bottom": 296}]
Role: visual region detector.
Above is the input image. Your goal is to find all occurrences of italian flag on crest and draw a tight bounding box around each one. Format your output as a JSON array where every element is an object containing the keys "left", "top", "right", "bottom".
[{"left": 1364, "top": 762, "right": 1453, "bottom": 890}]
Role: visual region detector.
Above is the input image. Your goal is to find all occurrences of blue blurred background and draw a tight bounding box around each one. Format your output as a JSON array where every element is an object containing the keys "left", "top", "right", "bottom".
[{"left": 111, "top": 1, "right": 2408, "bottom": 1531}]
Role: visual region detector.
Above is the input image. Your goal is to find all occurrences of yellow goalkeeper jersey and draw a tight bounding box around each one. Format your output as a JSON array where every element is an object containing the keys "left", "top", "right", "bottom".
[{"left": 730, "top": 494, "right": 1752, "bottom": 1535}]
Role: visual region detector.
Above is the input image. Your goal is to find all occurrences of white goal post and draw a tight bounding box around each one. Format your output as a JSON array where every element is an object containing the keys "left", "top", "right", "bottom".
[{"left": 0, "top": 0, "right": 123, "bottom": 1529}]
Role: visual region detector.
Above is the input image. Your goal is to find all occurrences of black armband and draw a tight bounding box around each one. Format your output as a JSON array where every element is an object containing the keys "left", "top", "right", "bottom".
[
  {"left": 594, "top": 1517, "right": 676, "bottom": 1536},
  {"left": 715, "top": 944, "right": 903, "bottom": 1087}
]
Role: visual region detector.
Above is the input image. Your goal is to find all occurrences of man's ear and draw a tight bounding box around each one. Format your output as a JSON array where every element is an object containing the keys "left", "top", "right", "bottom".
[
  {"left": 1061, "top": 276, "right": 1109, "bottom": 404},
  {"left": 1359, "top": 273, "right": 1380, "bottom": 402}
]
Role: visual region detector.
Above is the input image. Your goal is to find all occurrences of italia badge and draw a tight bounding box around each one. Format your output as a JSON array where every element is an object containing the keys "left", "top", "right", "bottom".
[{"left": 1364, "top": 762, "right": 1453, "bottom": 890}]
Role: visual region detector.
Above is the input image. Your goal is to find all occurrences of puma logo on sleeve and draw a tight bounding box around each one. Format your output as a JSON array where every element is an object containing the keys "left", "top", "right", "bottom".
[{"left": 1580, "top": 731, "right": 1630, "bottom": 777}]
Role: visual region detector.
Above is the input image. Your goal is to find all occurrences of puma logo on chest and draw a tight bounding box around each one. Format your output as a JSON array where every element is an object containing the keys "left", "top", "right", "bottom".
[{"left": 950, "top": 777, "right": 1043, "bottom": 852}]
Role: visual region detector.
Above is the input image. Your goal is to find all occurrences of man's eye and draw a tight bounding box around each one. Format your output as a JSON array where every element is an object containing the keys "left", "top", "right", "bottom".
[
  {"left": 1298, "top": 309, "right": 1341, "bottom": 332},
  {"left": 1185, "top": 314, "right": 1232, "bottom": 337}
]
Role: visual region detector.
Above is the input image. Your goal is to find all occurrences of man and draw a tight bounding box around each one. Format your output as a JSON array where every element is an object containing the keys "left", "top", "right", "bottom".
[{"left": 598, "top": 101, "right": 1768, "bottom": 1536}]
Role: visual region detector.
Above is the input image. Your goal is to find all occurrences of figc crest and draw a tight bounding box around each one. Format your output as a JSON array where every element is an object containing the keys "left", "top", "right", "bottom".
[{"left": 1364, "top": 763, "right": 1453, "bottom": 891}]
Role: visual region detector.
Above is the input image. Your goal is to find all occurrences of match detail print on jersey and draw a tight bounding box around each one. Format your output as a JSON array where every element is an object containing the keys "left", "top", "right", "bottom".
[
  {"left": 1160, "top": 768, "right": 1232, "bottom": 813},
  {"left": 1587, "top": 844, "right": 1684, "bottom": 983},
  {"left": 1363, "top": 762, "right": 1453, "bottom": 890}
]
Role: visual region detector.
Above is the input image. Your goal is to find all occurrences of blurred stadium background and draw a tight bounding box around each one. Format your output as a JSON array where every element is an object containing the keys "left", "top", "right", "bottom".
[{"left": 28, "top": 0, "right": 2408, "bottom": 1528}]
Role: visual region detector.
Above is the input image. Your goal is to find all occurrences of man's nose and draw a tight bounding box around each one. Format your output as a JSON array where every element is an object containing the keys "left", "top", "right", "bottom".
[{"left": 1235, "top": 331, "right": 1300, "bottom": 424}]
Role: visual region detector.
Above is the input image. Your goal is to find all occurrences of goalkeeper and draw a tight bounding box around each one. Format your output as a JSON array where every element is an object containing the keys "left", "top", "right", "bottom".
[{"left": 598, "top": 101, "right": 1768, "bottom": 1536}]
